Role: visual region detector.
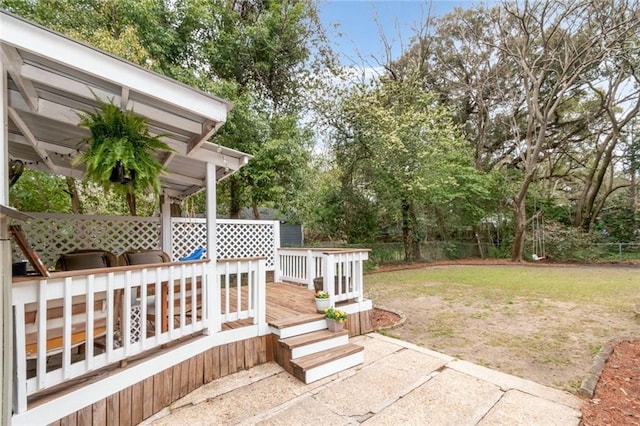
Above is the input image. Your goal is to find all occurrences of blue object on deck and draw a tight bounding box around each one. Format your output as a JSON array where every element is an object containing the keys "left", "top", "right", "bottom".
[{"left": 179, "top": 247, "right": 205, "bottom": 261}]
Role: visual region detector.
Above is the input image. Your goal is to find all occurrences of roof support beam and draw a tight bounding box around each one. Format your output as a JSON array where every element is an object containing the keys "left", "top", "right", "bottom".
[
  {"left": 1, "top": 45, "right": 38, "bottom": 112},
  {"left": 9, "top": 89, "right": 190, "bottom": 156},
  {"left": 160, "top": 171, "right": 204, "bottom": 187},
  {"left": 186, "top": 120, "right": 217, "bottom": 154},
  {"left": 120, "top": 86, "right": 130, "bottom": 110},
  {"left": 20, "top": 64, "right": 204, "bottom": 134},
  {"left": 7, "top": 107, "right": 57, "bottom": 172},
  {"left": 195, "top": 150, "right": 248, "bottom": 171}
]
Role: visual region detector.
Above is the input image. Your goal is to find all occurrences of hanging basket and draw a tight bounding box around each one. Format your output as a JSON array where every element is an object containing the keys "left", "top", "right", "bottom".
[{"left": 109, "top": 161, "right": 136, "bottom": 184}]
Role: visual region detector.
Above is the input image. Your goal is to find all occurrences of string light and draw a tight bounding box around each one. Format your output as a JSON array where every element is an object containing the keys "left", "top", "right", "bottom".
[{"left": 17, "top": 150, "right": 79, "bottom": 166}]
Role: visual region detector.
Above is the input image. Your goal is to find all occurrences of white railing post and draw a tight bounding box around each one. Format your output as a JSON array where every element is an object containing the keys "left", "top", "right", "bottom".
[
  {"left": 306, "top": 249, "right": 314, "bottom": 290},
  {"left": 161, "top": 192, "right": 172, "bottom": 259},
  {"left": 323, "top": 252, "right": 336, "bottom": 307},
  {"left": 257, "top": 259, "right": 267, "bottom": 334},
  {"left": 273, "top": 221, "right": 281, "bottom": 282},
  {"left": 356, "top": 252, "right": 364, "bottom": 302},
  {"left": 205, "top": 162, "right": 219, "bottom": 334},
  {"left": 12, "top": 304, "right": 27, "bottom": 414}
]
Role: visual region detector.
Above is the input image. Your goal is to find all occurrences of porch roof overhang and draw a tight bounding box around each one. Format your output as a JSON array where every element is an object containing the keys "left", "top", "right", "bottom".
[{"left": 0, "top": 10, "right": 251, "bottom": 199}]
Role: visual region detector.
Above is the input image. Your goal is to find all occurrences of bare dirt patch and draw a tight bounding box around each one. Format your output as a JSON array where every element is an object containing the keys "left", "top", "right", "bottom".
[{"left": 366, "top": 261, "right": 640, "bottom": 393}]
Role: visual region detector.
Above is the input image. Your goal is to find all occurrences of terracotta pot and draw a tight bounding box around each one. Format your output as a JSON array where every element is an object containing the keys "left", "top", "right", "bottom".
[{"left": 326, "top": 318, "right": 344, "bottom": 332}]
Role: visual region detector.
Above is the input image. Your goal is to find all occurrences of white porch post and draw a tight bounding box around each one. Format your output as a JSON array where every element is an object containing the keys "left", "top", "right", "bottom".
[
  {"left": 323, "top": 252, "right": 336, "bottom": 307},
  {"left": 273, "top": 220, "right": 281, "bottom": 283},
  {"left": 160, "top": 192, "right": 172, "bottom": 259},
  {"left": 0, "top": 57, "right": 12, "bottom": 424},
  {"left": 306, "top": 249, "right": 314, "bottom": 289},
  {"left": 205, "top": 162, "right": 220, "bottom": 333}
]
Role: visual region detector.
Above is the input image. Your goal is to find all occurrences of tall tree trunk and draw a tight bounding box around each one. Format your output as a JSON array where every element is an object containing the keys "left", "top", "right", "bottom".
[
  {"left": 65, "top": 177, "right": 83, "bottom": 214},
  {"left": 511, "top": 195, "right": 527, "bottom": 262},
  {"left": 409, "top": 203, "right": 422, "bottom": 261},
  {"left": 252, "top": 200, "right": 261, "bottom": 219},
  {"left": 229, "top": 176, "right": 242, "bottom": 219},
  {"left": 632, "top": 171, "right": 638, "bottom": 212},
  {"left": 401, "top": 198, "right": 422, "bottom": 262},
  {"left": 401, "top": 198, "right": 411, "bottom": 262},
  {"left": 126, "top": 192, "right": 137, "bottom": 216}
]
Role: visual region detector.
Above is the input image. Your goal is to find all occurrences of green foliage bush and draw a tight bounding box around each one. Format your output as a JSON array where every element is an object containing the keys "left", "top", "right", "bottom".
[{"left": 534, "top": 222, "right": 603, "bottom": 262}]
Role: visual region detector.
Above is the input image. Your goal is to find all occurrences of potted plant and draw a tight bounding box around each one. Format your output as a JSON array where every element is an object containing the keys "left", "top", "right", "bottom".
[
  {"left": 73, "top": 98, "right": 172, "bottom": 215},
  {"left": 315, "top": 291, "right": 331, "bottom": 313},
  {"left": 324, "top": 307, "right": 347, "bottom": 332}
]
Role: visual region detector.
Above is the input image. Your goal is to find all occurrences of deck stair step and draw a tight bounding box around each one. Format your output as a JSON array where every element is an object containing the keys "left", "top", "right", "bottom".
[
  {"left": 281, "top": 329, "right": 350, "bottom": 358},
  {"left": 290, "top": 343, "right": 364, "bottom": 384},
  {"left": 269, "top": 313, "right": 327, "bottom": 339},
  {"left": 271, "top": 315, "right": 364, "bottom": 383},
  {"left": 277, "top": 329, "right": 350, "bottom": 373}
]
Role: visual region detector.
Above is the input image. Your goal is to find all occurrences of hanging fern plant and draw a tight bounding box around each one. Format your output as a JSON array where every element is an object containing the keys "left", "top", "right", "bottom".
[{"left": 73, "top": 99, "right": 172, "bottom": 214}]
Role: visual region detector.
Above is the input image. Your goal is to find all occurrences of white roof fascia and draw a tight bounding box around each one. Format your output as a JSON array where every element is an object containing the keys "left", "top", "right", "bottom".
[{"left": 0, "top": 11, "right": 232, "bottom": 123}]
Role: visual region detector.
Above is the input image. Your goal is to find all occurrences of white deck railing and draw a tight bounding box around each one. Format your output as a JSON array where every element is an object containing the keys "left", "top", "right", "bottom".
[
  {"left": 278, "top": 248, "right": 369, "bottom": 304},
  {"left": 12, "top": 257, "right": 268, "bottom": 414},
  {"left": 216, "top": 258, "right": 266, "bottom": 326}
]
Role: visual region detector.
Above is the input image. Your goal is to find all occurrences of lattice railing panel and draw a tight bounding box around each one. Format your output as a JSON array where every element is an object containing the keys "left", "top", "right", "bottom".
[
  {"left": 12, "top": 213, "right": 160, "bottom": 268},
  {"left": 171, "top": 218, "right": 278, "bottom": 270},
  {"left": 11, "top": 214, "right": 278, "bottom": 272},
  {"left": 171, "top": 219, "right": 208, "bottom": 261},
  {"left": 217, "top": 220, "right": 277, "bottom": 270}
]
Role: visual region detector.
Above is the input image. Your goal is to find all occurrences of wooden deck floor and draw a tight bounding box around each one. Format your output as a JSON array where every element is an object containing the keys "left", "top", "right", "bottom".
[
  {"left": 221, "top": 282, "right": 320, "bottom": 330},
  {"left": 265, "top": 282, "right": 318, "bottom": 322}
]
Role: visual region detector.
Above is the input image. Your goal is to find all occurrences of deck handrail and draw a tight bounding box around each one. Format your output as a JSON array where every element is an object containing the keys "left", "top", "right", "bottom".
[
  {"left": 12, "top": 261, "right": 209, "bottom": 413},
  {"left": 277, "top": 248, "right": 368, "bottom": 305},
  {"left": 215, "top": 258, "right": 266, "bottom": 329}
]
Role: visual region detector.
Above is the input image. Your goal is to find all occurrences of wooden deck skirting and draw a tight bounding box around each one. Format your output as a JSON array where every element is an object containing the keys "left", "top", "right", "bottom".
[
  {"left": 38, "top": 283, "right": 373, "bottom": 426},
  {"left": 48, "top": 335, "right": 275, "bottom": 426}
]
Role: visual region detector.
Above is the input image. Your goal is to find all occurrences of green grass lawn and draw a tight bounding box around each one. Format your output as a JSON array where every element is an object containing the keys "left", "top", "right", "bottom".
[
  {"left": 366, "top": 265, "right": 639, "bottom": 309},
  {"left": 364, "top": 264, "right": 640, "bottom": 390}
]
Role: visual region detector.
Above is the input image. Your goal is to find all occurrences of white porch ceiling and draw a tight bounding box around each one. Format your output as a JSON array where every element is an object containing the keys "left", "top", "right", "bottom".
[{"left": 0, "top": 10, "right": 251, "bottom": 199}]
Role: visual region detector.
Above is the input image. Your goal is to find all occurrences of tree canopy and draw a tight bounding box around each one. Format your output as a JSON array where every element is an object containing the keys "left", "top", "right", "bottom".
[{"left": 6, "top": 0, "right": 640, "bottom": 263}]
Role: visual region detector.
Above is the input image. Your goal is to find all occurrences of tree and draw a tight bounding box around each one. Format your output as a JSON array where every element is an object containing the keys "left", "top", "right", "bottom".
[
  {"left": 168, "top": 0, "right": 324, "bottom": 218},
  {"left": 493, "top": 0, "right": 640, "bottom": 260},
  {"left": 334, "top": 77, "right": 490, "bottom": 261}
]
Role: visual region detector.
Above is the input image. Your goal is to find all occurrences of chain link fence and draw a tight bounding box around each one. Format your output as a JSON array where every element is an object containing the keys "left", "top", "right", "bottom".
[{"left": 313, "top": 241, "right": 640, "bottom": 267}]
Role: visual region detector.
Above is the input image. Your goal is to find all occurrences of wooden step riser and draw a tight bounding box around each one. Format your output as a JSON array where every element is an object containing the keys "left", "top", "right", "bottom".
[
  {"left": 272, "top": 319, "right": 328, "bottom": 339},
  {"left": 298, "top": 351, "right": 364, "bottom": 384},
  {"left": 290, "top": 334, "right": 350, "bottom": 359},
  {"left": 278, "top": 333, "right": 351, "bottom": 375}
]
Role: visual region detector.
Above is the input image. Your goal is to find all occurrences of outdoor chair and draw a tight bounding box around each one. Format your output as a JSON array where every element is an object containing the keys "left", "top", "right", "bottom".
[
  {"left": 118, "top": 249, "right": 202, "bottom": 333},
  {"left": 117, "top": 249, "right": 170, "bottom": 266},
  {"left": 54, "top": 249, "right": 118, "bottom": 271},
  {"left": 26, "top": 249, "right": 118, "bottom": 362}
]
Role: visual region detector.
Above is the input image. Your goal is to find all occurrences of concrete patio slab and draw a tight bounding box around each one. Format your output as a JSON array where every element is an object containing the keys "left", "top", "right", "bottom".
[
  {"left": 350, "top": 334, "right": 403, "bottom": 365},
  {"left": 150, "top": 372, "right": 306, "bottom": 425},
  {"left": 169, "top": 363, "right": 284, "bottom": 410},
  {"left": 478, "top": 389, "right": 582, "bottom": 425},
  {"left": 364, "top": 369, "right": 503, "bottom": 425},
  {"left": 145, "top": 333, "right": 583, "bottom": 426},
  {"left": 253, "top": 396, "right": 347, "bottom": 426},
  {"left": 448, "top": 359, "right": 582, "bottom": 410},
  {"left": 313, "top": 346, "right": 448, "bottom": 419}
]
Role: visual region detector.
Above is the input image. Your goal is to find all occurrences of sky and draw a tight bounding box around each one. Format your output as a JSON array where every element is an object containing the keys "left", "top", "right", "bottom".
[{"left": 317, "top": 0, "right": 494, "bottom": 67}]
